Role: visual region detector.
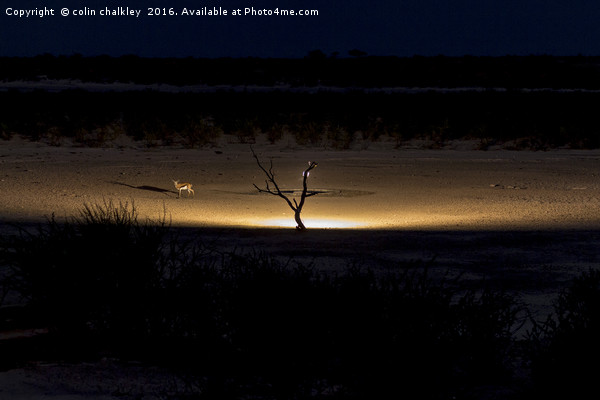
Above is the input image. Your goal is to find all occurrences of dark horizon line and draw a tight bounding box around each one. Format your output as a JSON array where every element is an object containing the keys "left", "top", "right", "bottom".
[{"left": 3, "top": 53, "right": 600, "bottom": 60}]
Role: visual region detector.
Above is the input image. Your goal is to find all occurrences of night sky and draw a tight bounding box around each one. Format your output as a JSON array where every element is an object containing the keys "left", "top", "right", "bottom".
[{"left": 2, "top": 0, "right": 600, "bottom": 58}]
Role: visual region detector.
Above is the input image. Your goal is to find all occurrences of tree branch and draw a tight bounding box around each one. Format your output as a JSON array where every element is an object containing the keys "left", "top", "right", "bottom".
[
  {"left": 251, "top": 146, "right": 297, "bottom": 211},
  {"left": 251, "top": 146, "right": 318, "bottom": 230},
  {"left": 296, "top": 161, "right": 318, "bottom": 211}
]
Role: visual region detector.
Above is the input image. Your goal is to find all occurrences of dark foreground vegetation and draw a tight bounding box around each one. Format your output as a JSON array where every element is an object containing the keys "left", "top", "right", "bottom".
[{"left": 1, "top": 201, "right": 600, "bottom": 399}]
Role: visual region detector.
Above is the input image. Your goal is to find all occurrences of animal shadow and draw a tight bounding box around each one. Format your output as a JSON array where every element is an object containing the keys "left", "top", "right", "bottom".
[{"left": 110, "top": 181, "right": 175, "bottom": 196}]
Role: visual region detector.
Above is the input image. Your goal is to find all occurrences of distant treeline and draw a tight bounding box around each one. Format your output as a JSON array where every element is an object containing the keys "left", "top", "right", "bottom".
[
  {"left": 3, "top": 54, "right": 600, "bottom": 88},
  {"left": 2, "top": 89, "right": 600, "bottom": 149}
]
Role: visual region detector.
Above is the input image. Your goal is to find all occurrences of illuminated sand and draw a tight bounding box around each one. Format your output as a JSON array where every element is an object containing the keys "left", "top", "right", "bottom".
[
  {"left": 1, "top": 136, "right": 599, "bottom": 230},
  {"left": 1, "top": 135, "right": 599, "bottom": 282},
  {"left": 1, "top": 134, "right": 599, "bottom": 288}
]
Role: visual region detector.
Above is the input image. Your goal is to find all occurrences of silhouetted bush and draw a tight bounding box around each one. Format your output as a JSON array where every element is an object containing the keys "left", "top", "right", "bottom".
[
  {"left": 4, "top": 201, "right": 169, "bottom": 342},
  {"left": 5, "top": 202, "right": 600, "bottom": 398},
  {"left": 0, "top": 201, "right": 529, "bottom": 398},
  {"left": 526, "top": 269, "right": 600, "bottom": 399},
  {"left": 8, "top": 203, "right": 600, "bottom": 398}
]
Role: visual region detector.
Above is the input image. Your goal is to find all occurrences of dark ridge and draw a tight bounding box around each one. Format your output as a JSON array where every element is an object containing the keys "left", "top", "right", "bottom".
[{"left": 3, "top": 54, "right": 600, "bottom": 89}]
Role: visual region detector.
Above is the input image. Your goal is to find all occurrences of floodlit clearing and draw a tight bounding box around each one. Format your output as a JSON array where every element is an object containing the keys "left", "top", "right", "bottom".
[
  {"left": 253, "top": 217, "right": 366, "bottom": 229},
  {"left": 1, "top": 140, "right": 599, "bottom": 232}
]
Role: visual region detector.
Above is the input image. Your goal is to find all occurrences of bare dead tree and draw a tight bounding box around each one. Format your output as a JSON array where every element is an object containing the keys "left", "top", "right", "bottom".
[{"left": 251, "top": 147, "right": 318, "bottom": 230}]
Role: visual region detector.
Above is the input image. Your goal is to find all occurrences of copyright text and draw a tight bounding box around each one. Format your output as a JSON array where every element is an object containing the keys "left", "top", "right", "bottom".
[{"left": 5, "top": 6, "right": 319, "bottom": 19}]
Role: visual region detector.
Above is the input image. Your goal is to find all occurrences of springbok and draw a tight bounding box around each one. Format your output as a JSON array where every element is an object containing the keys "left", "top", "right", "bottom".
[{"left": 172, "top": 179, "right": 195, "bottom": 198}]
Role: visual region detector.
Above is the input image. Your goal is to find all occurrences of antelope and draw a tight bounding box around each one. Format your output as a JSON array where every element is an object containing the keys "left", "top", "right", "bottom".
[{"left": 172, "top": 179, "right": 195, "bottom": 198}]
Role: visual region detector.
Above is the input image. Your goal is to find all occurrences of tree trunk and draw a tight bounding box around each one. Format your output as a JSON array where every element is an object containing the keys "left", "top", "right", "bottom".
[{"left": 294, "top": 210, "right": 306, "bottom": 230}]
